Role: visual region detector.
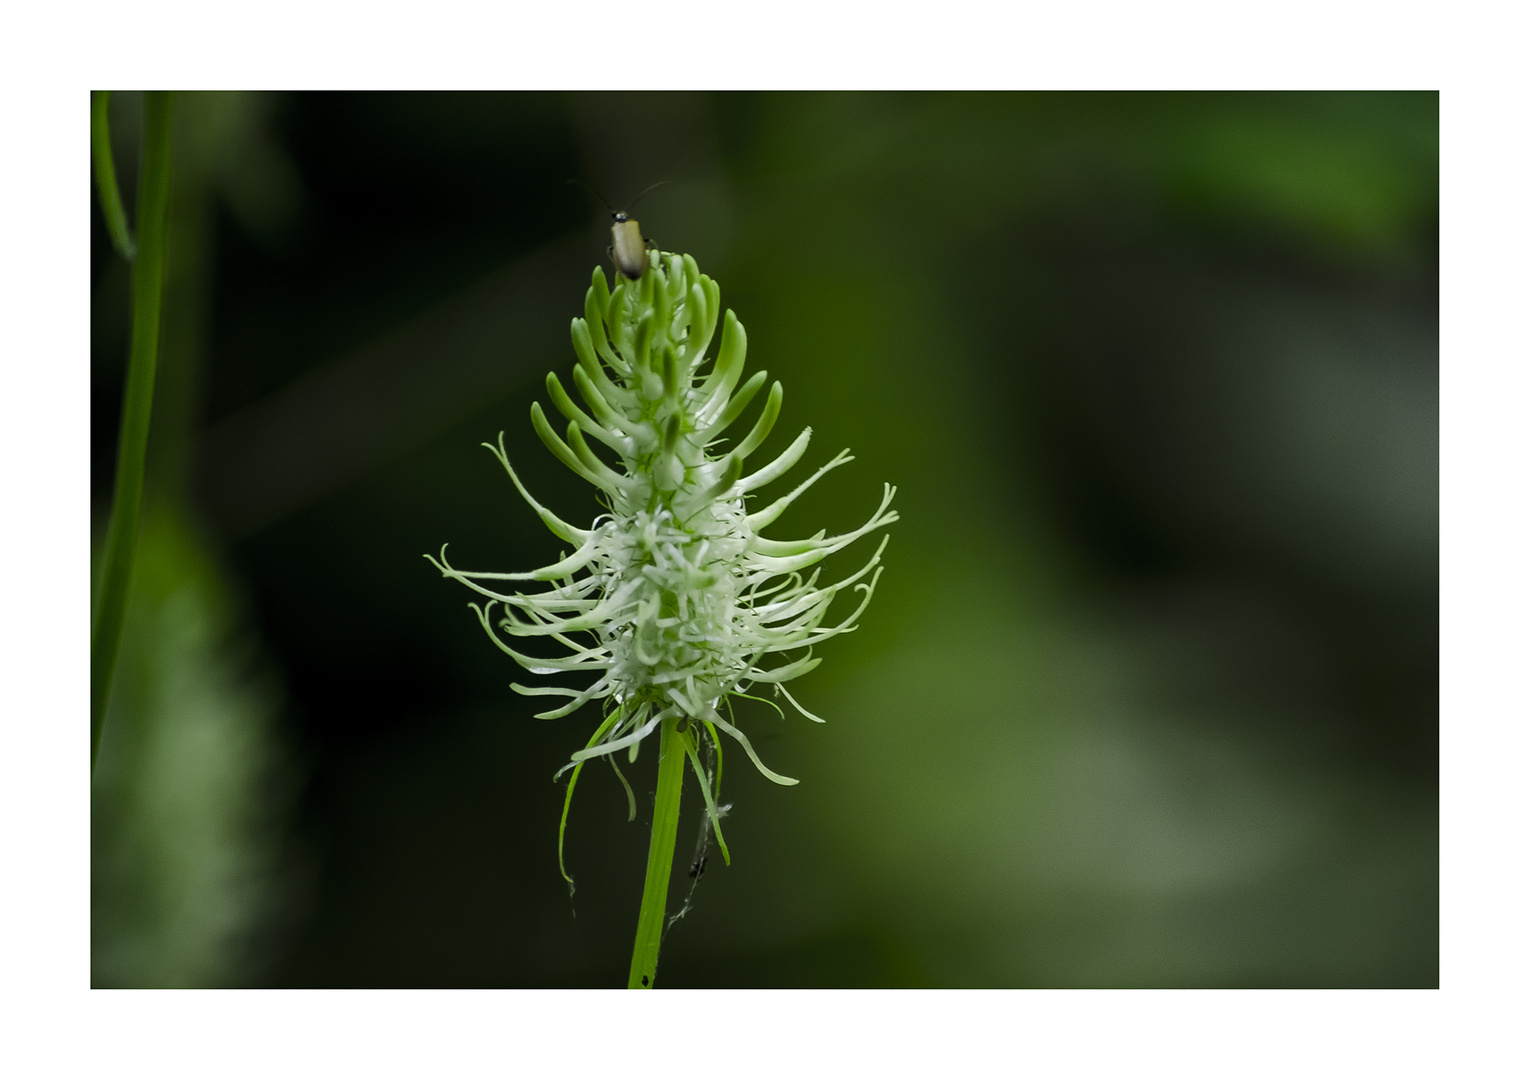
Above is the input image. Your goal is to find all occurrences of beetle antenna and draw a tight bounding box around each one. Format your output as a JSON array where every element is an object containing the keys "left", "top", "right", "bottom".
[
  {"left": 624, "top": 179, "right": 674, "bottom": 213},
  {"left": 567, "top": 178, "right": 616, "bottom": 214}
]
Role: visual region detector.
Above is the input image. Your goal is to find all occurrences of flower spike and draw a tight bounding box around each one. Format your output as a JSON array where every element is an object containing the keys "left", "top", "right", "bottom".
[{"left": 429, "top": 251, "right": 895, "bottom": 900}]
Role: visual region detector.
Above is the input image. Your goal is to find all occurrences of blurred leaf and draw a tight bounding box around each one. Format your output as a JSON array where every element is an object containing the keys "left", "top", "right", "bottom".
[
  {"left": 92, "top": 507, "right": 295, "bottom": 987},
  {"left": 1153, "top": 93, "right": 1438, "bottom": 263}
]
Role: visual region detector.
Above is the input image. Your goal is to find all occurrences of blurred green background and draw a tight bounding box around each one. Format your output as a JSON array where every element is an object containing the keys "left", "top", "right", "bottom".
[{"left": 91, "top": 91, "right": 1437, "bottom": 988}]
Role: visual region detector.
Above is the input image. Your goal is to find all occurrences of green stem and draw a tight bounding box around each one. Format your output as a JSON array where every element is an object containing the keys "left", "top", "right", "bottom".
[
  {"left": 627, "top": 715, "right": 687, "bottom": 988},
  {"left": 91, "top": 91, "right": 173, "bottom": 770},
  {"left": 91, "top": 92, "right": 136, "bottom": 261}
]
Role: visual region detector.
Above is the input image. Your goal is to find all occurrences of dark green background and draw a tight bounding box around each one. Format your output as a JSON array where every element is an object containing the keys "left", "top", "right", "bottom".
[{"left": 91, "top": 91, "right": 1437, "bottom": 987}]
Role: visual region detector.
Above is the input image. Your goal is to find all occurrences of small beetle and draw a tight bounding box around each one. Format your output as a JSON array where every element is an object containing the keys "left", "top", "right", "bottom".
[
  {"left": 610, "top": 210, "right": 649, "bottom": 281},
  {"left": 569, "top": 179, "right": 671, "bottom": 281}
]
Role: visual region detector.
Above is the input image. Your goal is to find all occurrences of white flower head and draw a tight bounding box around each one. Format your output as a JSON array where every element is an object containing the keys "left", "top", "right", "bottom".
[{"left": 429, "top": 251, "right": 895, "bottom": 882}]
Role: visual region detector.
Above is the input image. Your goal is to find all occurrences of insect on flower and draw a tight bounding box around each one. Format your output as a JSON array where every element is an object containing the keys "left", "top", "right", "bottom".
[
  {"left": 609, "top": 211, "right": 648, "bottom": 281},
  {"left": 427, "top": 249, "right": 896, "bottom": 889},
  {"left": 568, "top": 178, "right": 667, "bottom": 281}
]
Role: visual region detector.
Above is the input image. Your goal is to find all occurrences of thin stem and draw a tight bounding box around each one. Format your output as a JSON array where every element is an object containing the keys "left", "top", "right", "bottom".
[
  {"left": 627, "top": 715, "right": 687, "bottom": 988},
  {"left": 91, "top": 92, "right": 136, "bottom": 261},
  {"left": 91, "top": 91, "right": 173, "bottom": 770}
]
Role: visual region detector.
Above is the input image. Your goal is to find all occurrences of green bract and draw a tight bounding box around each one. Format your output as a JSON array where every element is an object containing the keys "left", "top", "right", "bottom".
[{"left": 429, "top": 251, "right": 896, "bottom": 884}]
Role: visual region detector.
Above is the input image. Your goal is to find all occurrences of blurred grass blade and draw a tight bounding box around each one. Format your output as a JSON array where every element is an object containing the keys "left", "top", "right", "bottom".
[
  {"left": 92, "top": 91, "right": 173, "bottom": 770},
  {"left": 91, "top": 91, "right": 137, "bottom": 261}
]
